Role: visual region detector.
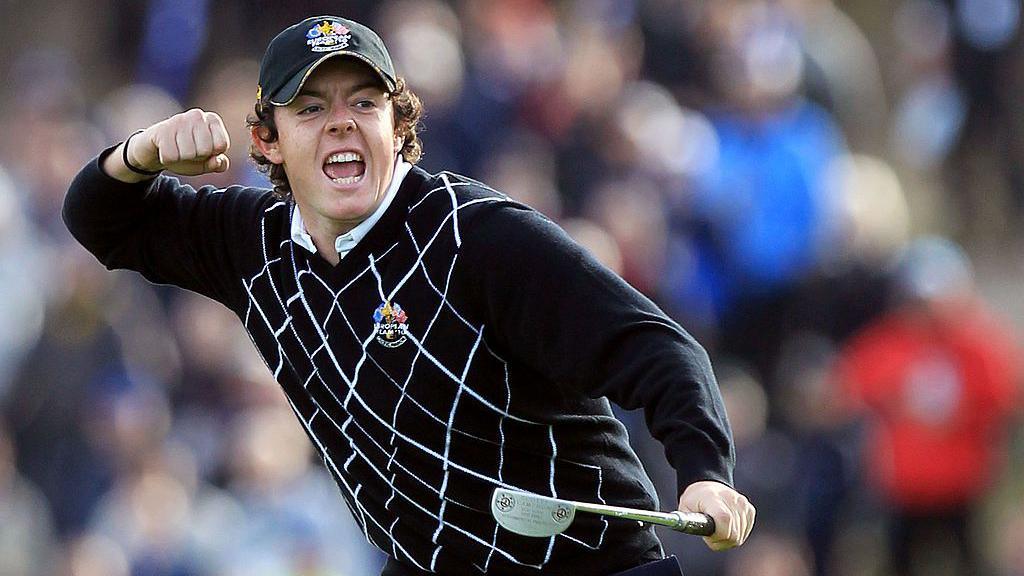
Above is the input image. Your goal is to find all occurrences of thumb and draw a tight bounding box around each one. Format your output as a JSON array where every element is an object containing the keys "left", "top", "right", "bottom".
[{"left": 205, "top": 154, "right": 230, "bottom": 173}]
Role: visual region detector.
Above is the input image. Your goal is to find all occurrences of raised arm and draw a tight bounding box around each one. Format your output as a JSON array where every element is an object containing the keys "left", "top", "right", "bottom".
[{"left": 64, "top": 109, "right": 268, "bottom": 309}]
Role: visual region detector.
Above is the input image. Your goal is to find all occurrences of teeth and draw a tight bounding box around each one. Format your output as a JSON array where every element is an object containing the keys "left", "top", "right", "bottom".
[
  {"left": 331, "top": 174, "right": 363, "bottom": 185},
  {"left": 326, "top": 152, "right": 363, "bottom": 164}
]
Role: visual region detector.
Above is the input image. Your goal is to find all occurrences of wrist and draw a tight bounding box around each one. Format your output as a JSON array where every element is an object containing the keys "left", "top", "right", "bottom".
[
  {"left": 679, "top": 480, "right": 731, "bottom": 505},
  {"left": 123, "top": 130, "right": 163, "bottom": 176}
]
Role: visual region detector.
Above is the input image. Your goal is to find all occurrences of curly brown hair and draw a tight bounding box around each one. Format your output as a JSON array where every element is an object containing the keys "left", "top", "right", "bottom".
[{"left": 247, "top": 76, "right": 423, "bottom": 199}]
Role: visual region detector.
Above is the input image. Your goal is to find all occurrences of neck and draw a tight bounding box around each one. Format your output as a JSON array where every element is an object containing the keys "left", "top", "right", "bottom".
[
  {"left": 302, "top": 213, "right": 353, "bottom": 265},
  {"left": 316, "top": 242, "right": 342, "bottom": 265}
]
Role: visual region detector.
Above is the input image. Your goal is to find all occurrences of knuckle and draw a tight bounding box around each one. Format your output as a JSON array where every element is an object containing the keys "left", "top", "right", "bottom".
[
  {"left": 710, "top": 504, "right": 732, "bottom": 518},
  {"left": 181, "top": 110, "right": 204, "bottom": 126}
]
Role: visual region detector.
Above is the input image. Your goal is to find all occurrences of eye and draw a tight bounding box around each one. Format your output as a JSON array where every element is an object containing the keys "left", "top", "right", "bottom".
[
  {"left": 354, "top": 99, "right": 376, "bottom": 109},
  {"left": 297, "top": 104, "right": 323, "bottom": 115}
]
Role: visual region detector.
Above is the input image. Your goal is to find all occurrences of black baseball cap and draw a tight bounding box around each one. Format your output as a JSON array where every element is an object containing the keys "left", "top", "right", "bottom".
[{"left": 257, "top": 15, "right": 397, "bottom": 106}]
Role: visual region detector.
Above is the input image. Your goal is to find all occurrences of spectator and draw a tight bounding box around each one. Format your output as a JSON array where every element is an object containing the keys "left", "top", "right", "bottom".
[
  {"left": 663, "top": 0, "right": 847, "bottom": 384},
  {"left": 833, "top": 237, "right": 1020, "bottom": 575},
  {"left": 0, "top": 422, "right": 57, "bottom": 576}
]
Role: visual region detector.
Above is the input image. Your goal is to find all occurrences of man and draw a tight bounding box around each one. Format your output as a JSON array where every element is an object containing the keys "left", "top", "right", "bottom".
[{"left": 64, "top": 15, "right": 754, "bottom": 576}]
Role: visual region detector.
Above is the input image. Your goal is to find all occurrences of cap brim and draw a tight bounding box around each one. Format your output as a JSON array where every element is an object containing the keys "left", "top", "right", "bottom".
[{"left": 268, "top": 51, "right": 397, "bottom": 106}]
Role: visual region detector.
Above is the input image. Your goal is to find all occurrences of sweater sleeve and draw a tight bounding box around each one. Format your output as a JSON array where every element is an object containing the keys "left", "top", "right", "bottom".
[
  {"left": 462, "top": 202, "right": 735, "bottom": 494},
  {"left": 62, "top": 147, "right": 267, "bottom": 309}
]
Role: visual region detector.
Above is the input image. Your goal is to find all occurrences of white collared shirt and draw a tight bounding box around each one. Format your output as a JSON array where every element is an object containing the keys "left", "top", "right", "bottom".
[{"left": 291, "top": 156, "right": 412, "bottom": 260}]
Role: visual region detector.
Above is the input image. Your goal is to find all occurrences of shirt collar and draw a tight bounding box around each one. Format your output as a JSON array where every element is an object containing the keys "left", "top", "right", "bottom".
[{"left": 290, "top": 155, "right": 412, "bottom": 257}]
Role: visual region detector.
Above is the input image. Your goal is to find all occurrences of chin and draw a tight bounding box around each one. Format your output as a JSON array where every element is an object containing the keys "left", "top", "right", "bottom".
[{"left": 328, "top": 198, "right": 377, "bottom": 223}]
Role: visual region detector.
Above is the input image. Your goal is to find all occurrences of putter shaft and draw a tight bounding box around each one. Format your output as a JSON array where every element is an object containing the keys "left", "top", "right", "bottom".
[{"left": 571, "top": 501, "right": 716, "bottom": 536}]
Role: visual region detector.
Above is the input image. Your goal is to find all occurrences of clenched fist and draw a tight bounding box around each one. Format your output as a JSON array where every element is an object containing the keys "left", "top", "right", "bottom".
[
  {"left": 104, "top": 108, "right": 231, "bottom": 182},
  {"left": 678, "top": 480, "right": 755, "bottom": 551}
]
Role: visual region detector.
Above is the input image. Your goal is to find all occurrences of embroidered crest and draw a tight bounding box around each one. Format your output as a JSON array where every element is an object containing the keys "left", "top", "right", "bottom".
[
  {"left": 306, "top": 19, "right": 352, "bottom": 52},
  {"left": 373, "top": 301, "right": 409, "bottom": 348}
]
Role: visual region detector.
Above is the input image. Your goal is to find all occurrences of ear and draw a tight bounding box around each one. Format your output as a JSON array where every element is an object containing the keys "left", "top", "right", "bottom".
[
  {"left": 393, "top": 133, "right": 404, "bottom": 155},
  {"left": 251, "top": 126, "right": 284, "bottom": 165}
]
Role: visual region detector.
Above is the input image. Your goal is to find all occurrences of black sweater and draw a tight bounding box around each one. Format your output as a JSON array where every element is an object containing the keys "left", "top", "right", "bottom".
[{"left": 64, "top": 151, "right": 734, "bottom": 575}]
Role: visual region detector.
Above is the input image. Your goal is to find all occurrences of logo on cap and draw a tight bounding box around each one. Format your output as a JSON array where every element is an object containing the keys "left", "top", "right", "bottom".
[{"left": 306, "top": 20, "right": 351, "bottom": 52}]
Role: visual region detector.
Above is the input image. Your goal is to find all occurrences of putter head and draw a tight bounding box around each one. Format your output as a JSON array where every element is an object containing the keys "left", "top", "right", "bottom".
[{"left": 491, "top": 488, "right": 577, "bottom": 537}]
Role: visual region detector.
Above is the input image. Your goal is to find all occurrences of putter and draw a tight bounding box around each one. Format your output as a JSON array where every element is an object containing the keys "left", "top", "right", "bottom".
[{"left": 491, "top": 488, "right": 716, "bottom": 538}]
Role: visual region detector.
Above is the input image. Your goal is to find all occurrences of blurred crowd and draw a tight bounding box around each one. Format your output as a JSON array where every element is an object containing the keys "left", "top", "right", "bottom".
[{"left": 1, "top": 1, "right": 1023, "bottom": 575}]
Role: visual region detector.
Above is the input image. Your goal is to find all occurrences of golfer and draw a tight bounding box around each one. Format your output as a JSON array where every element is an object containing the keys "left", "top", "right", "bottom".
[{"left": 64, "top": 14, "right": 754, "bottom": 576}]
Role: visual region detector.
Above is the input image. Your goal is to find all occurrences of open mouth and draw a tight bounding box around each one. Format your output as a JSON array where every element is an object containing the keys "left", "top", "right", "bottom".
[{"left": 323, "top": 152, "right": 366, "bottom": 185}]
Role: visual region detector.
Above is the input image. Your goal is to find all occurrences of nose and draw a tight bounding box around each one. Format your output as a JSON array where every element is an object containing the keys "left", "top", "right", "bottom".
[{"left": 326, "top": 109, "right": 356, "bottom": 134}]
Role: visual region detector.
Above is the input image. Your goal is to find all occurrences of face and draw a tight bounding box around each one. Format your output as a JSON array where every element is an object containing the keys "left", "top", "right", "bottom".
[{"left": 254, "top": 58, "right": 401, "bottom": 236}]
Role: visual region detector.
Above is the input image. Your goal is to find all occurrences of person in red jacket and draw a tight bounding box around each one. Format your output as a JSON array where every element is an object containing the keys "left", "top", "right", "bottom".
[{"left": 835, "top": 237, "right": 1019, "bottom": 576}]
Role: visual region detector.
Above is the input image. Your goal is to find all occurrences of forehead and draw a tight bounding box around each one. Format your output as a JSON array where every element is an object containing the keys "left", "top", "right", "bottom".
[{"left": 302, "top": 57, "right": 387, "bottom": 94}]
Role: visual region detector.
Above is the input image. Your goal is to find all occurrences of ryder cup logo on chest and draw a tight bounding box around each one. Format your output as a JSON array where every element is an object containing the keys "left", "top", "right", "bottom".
[
  {"left": 306, "top": 20, "right": 351, "bottom": 52},
  {"left": 373, "top": 301, "right": 409, "bottom": 348}
]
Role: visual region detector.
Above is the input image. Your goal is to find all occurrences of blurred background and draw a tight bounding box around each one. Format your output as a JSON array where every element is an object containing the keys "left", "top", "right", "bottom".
[{"left": 1, "top": 0, "right": 1023, "bottom": 575}]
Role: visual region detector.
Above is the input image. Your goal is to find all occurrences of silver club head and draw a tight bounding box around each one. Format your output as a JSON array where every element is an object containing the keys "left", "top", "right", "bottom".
[
  {"left": 491, "top": 487, "right": 717, "bottom": 538},
  {"left": 491, "top": 488, "right": 577, "bottom": 537}
]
